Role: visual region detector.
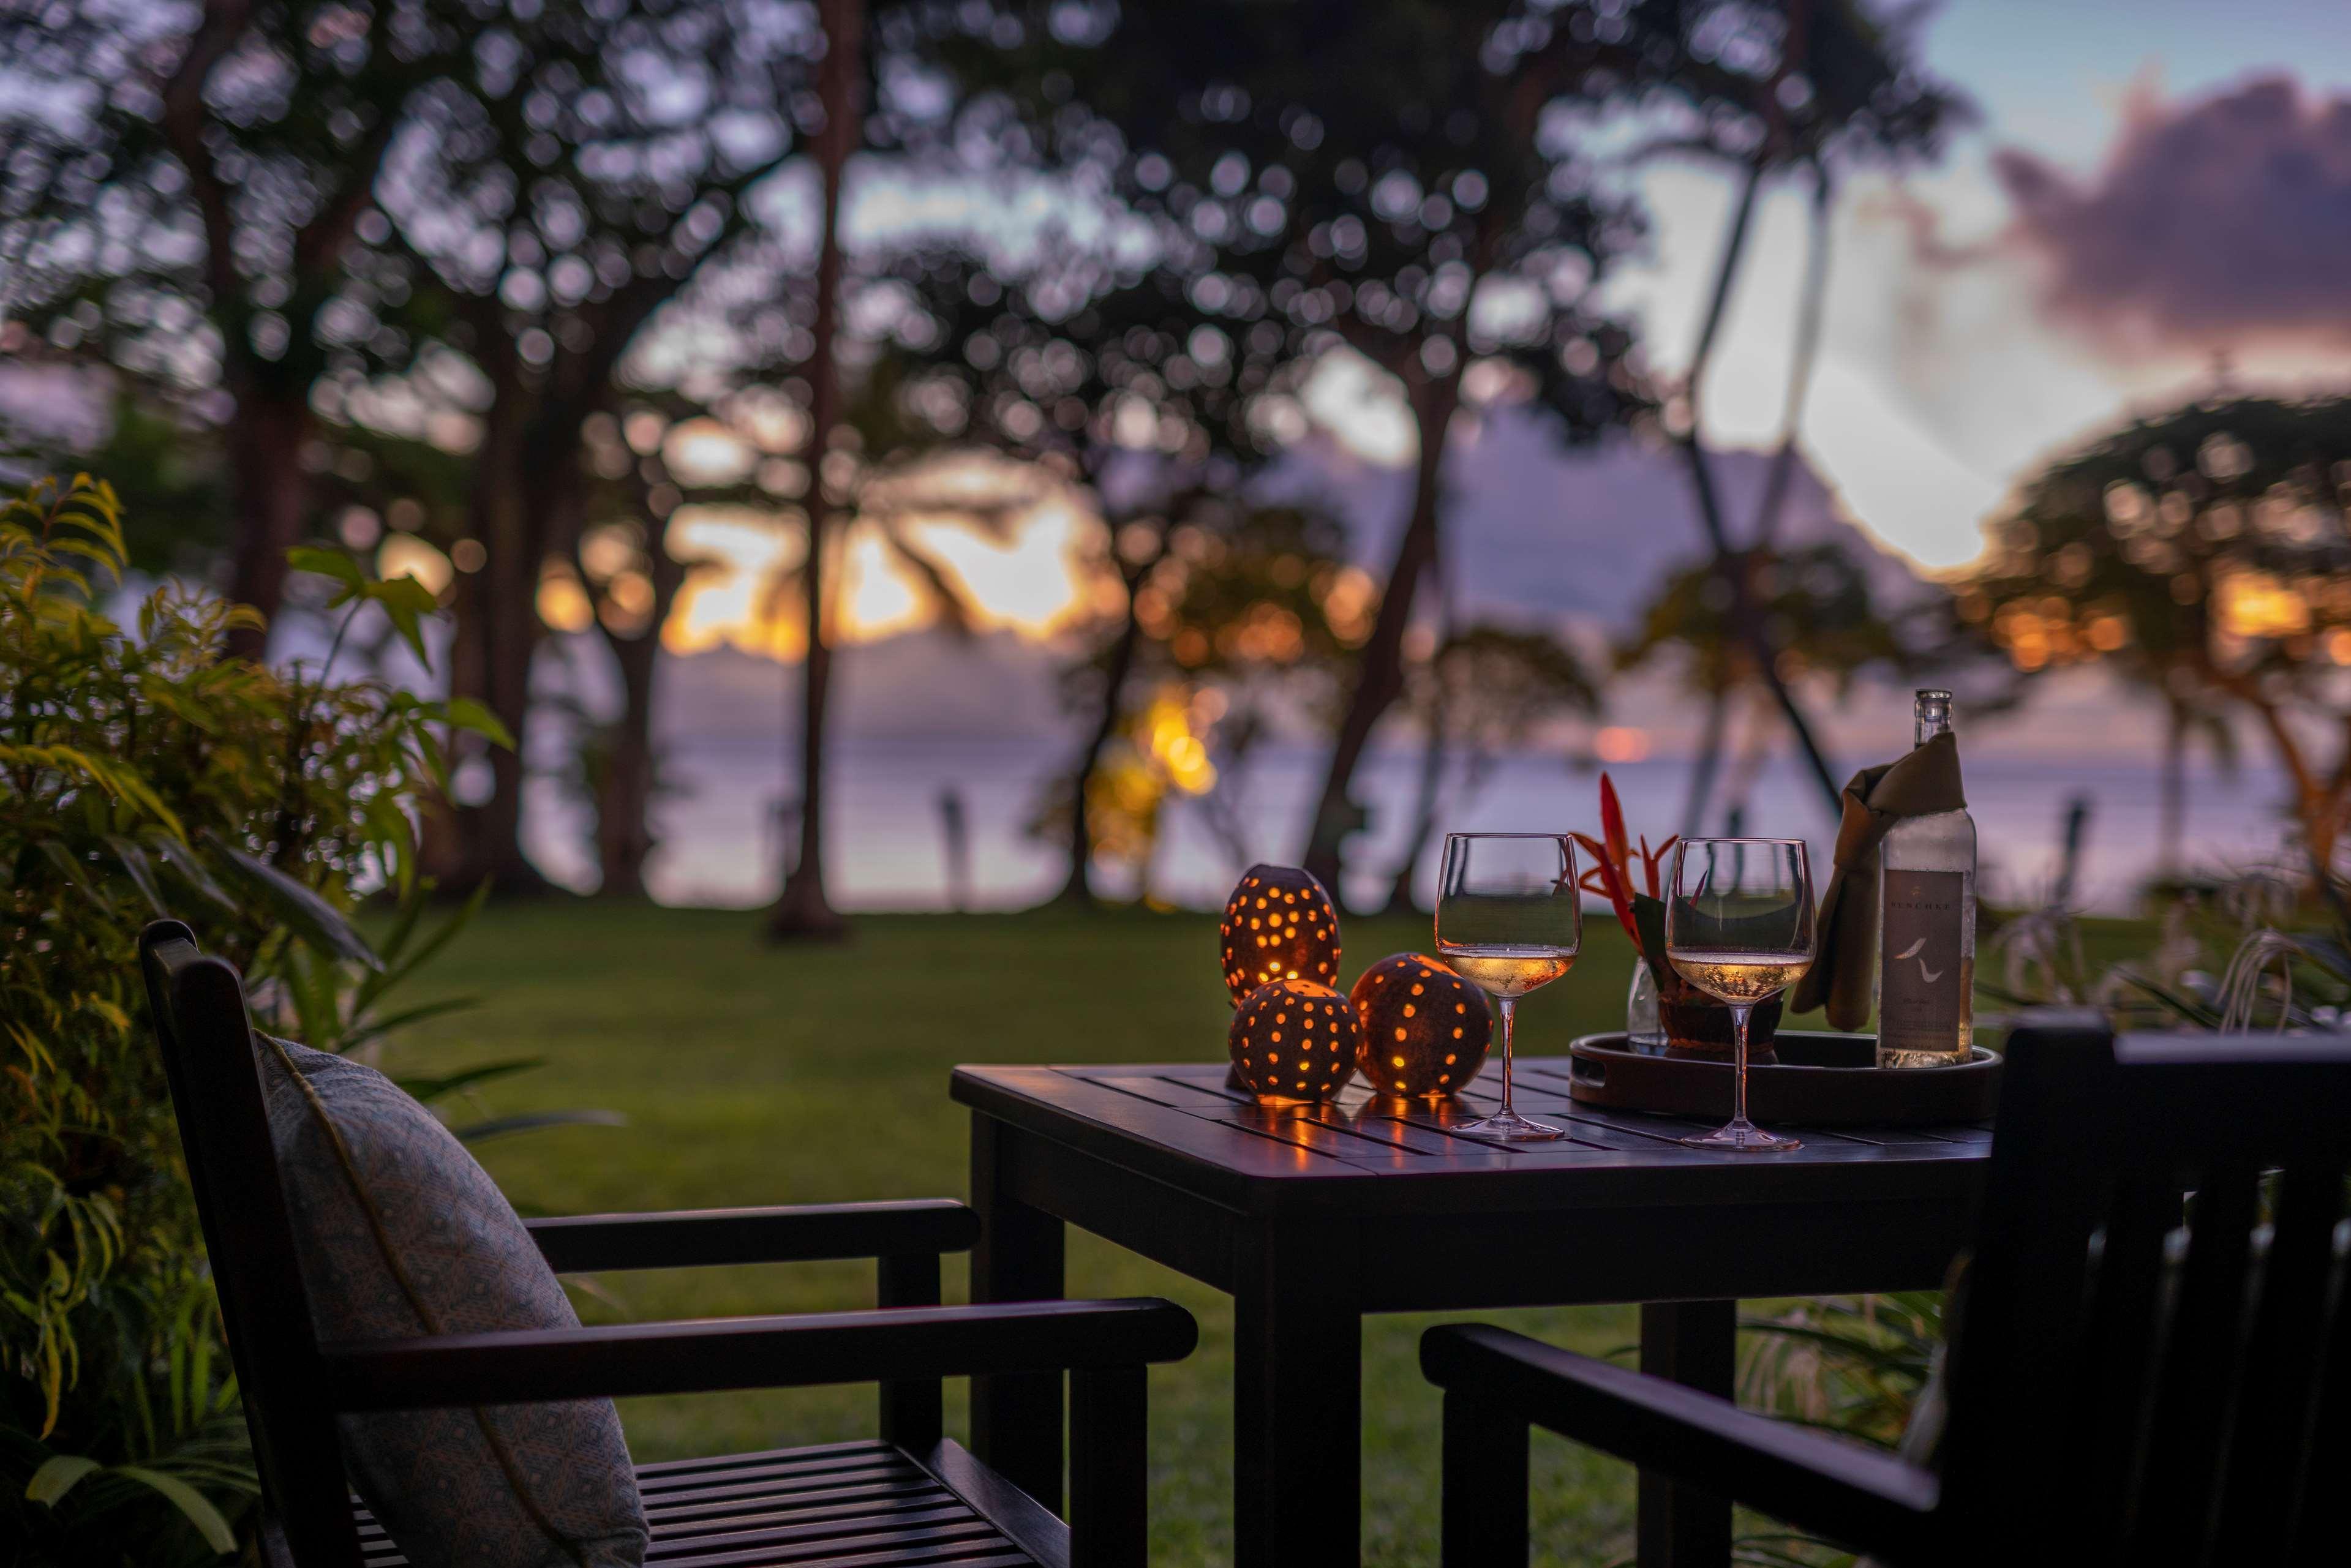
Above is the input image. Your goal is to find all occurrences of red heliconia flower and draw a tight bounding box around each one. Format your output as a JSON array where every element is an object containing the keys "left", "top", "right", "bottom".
[
  {"left": 1600, "top": 772, "right": 1630, "bottom": 882},
  {"left": 1573, "top": 773, "right": 1676, "bottom": 942}
]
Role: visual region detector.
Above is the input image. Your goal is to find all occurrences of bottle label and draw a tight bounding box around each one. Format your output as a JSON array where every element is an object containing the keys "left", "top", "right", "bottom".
[{"left": 1880, "top": 869, "right": 1966, "bottom": 1053}]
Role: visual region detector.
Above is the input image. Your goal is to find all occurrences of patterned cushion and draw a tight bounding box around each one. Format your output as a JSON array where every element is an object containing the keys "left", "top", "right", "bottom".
[{"left": 259, "top": 1037, "right": 647, "bottom": 1568}]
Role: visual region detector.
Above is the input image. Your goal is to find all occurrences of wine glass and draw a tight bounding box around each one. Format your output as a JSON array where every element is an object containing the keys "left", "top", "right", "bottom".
[
  {"left": 1435, "top": 833, "right": 1582, "bottom": 1141},
  {"left": 1664, "top": 838, "right": 1816, "bottom": 1152}
]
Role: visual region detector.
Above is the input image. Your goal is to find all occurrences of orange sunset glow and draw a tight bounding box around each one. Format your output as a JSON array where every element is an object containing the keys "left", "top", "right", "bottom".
[{"left": 661, "top": 489, "right": 1107, "bottom": 659}]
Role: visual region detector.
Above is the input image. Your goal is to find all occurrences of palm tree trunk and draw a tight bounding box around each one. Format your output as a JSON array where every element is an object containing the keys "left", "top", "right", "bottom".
[
  {"left": 1303, "top": 362, "right": 1462, "bottom": 901},
  {"left": 767, "top": 0, "right": 862, "bottom": 941},
  {"left": 2158, "top": 699, "right": 2188, "bottom": 877},
  {"left": 1749, "top": 165, "right": 1833, "bottom": 550},
  {"left": 1677, "top": 158, "right": 1841, "bottom": 816},
  {"left": 1680, "top": 683, "right": 1731, "bottom": 836},
  {"left": 1719, "top": 686, "right": 1778, "bottom": 830}
]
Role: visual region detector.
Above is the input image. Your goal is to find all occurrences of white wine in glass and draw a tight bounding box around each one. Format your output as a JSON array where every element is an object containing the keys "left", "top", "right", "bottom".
[
  {"left": 1442, "top": 950, "right": 1577, "bottom": 999},
  {"left": 1435, "top": 833, "right": 1582, "bottom": 1141},
  {"left": 1664, "top": 838, "right": 1816, "bottom": 1153},
  {"left": 1660, "top": 953, "right": 1811, "bottom": 1005}
]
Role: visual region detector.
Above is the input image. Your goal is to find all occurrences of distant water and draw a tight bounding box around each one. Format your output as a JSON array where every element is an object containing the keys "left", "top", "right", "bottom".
[{"left": 523, "top": 736, "right": 2299, "bottom": 915}]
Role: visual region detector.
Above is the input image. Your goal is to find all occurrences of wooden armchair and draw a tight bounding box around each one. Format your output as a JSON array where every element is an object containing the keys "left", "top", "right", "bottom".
[
  {"left": 1421, "top": 1013, "right": 2351, "bottom": 1566},
  {"left": 140, "top": 920, "right": 1195, "bottom": 1567}
]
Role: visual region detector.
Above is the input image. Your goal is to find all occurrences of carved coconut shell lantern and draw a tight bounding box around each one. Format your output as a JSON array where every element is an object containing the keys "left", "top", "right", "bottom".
[
  {"left": 1349, "top": 953, "right": 1493, "bottom": 1099},
  {"left": 1219, "top": 865, "right": 1342, "bottom": 1003},
  {"left": 1228, "top": 979, "right": 1360, "bottom": 1101}
]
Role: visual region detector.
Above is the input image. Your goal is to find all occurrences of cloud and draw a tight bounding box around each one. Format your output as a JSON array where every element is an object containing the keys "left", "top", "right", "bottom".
[{"left": 1992, "top": 75, "right": 2351, "bottom": 356}]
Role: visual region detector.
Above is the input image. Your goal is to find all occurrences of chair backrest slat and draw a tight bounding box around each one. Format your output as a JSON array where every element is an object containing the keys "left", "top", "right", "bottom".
[
  {"left": 2075, "top": 1174, "right": 2178, "bottom": 1543},
  {"left": 2131, "top": 1162, "right": 2262, "bottom": 1564},
  {"left": 1937, "top": 1010, "right": 2109, "bottom": 1548},
  {"left": 2287, "top": 1240, "right": 2351, "bottom": 1559},
  {"left": 2217, "top": 1163, "right": 2344, "bottom": 1556},
  {"left": 1941, "top": 1012, "right": 2351, "bottom": 1566},
  {"left": 138, "top": 922, "right": 364, "bottom": 1567}
]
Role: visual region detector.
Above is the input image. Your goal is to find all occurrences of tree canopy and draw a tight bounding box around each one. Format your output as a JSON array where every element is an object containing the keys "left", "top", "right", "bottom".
[{"left": 1962, "top": 393, "right": 2351, "bottom": 872}]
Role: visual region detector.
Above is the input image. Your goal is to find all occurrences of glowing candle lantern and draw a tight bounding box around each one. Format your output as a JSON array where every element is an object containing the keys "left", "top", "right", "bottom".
[
  {"left": 1219, "top": 864, "right": 1342, "bottom": 1003},
  {"left": 1228, "top": 979, "right": 1360, "bottom": 1101},
  {"left": 1349, "top": 953, "right": 1493, "bottom": 1100}
]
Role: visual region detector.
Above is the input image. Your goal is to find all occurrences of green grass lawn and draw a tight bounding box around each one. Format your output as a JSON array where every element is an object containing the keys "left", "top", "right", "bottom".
[{"left": 385, "top": 899, "right": 2101, "bottom": 1565}]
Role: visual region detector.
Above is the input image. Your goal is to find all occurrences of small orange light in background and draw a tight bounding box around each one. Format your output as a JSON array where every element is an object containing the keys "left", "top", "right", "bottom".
[
  {"left": 535, "top": 566, "right": 593, "bottom": 633},
  {"left": 1595, "top": 727, "right": 1651, "bottom": 764},
  {"left": 378, "top": 535, "right": 453, "bottom": 596}
]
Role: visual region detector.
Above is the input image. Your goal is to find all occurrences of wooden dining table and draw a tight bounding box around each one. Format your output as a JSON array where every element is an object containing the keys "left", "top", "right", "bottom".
[{"left": 953, "top": 1045, "right": 1990, "bottom": 1568}]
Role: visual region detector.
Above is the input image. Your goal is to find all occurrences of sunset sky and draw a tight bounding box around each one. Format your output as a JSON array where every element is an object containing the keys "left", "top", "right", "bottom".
[
  {"left": 630, "top": 1, "right": 2351, "bottom": 657},
  {"left": 1647, "top": 0, "right": 2351, "bottom": 568}
]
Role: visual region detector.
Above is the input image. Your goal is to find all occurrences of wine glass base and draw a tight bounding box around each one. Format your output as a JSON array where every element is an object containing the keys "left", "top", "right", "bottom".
[
  {"left": 1458, "top": 1108, "right": 1564, "bottom": 1141},
  {"left": 1680, "top": 1117, "right": 1800, "bottom": 1152}
]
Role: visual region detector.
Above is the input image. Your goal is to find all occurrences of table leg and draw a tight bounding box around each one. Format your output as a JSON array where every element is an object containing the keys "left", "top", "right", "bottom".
[
  {"left": 1637, "top": 1300, "right": 1736, "bottom": 1568},
  {"left": 969, "top": 1113, "right": 1066, "bottom": 1512},
  {"left": 1233, "top": 1226, "right": 1360, "bottom": 1568}
]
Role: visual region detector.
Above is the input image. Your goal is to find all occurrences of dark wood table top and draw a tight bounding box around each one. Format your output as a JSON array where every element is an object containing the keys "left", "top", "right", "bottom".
[{"left": 950, "top": 1056, "right": 1993, "bottom": 1218}]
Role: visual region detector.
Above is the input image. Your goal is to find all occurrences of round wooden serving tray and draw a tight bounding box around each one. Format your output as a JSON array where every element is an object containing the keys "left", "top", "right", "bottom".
[{"left": 1567, "top": 1030, "right": 2000, "bottom": 1126}]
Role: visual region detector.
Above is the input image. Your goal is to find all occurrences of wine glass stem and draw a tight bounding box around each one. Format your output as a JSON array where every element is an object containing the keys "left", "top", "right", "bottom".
[
  {"left": 1497, "top": 995, "right": 1518, "bottom": 1114},
  {"left": 1730, "top": 1003, "right": 1752, "bottom": 1125}
]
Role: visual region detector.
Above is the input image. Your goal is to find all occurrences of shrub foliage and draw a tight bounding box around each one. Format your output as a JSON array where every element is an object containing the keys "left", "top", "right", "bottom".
[{"left": 1, "top": 476, "right": 497, "bottom": 1561}]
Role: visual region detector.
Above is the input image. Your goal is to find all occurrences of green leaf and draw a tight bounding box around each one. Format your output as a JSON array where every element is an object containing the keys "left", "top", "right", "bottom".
[
  {"left": 150, "top": 835, "right": 238, "bottom": 912},
  {"left": 337, "top": 995, "right": 484, "bottom": 1053},
  {"left": 391, "top": 1055, "right": 540, "bottom": 1103},
  {"left": 280, "top": 943, "right": 341, "bottom": 1048},
  {"left": 450, "top": 1110, "right": 626, "bottom": 1144},
  {"left": 2116, "top": 967, "right": 2225, "bottom": 1030},
  {"left": 36, "top": 839, "right": 96, "bottom": 897},
  {"left": 104, "top": 836, "right": 169, "bottom": 917},
  {"left": 44, "top": 537, "right": 126, "bottom": 574},
  {"left": 207, "top": 837, "right": 380, "bottom": 970},
  {"left": 367, "top": 874, "right": 432, "bottom": 969},
  {"left": 1630, "top": 893, "right": 1668, "bottom": 972},
  {"left": 112, "top": 1465, "right": 239, "bottom": 1554},
  {"left": 440, "top": 697, "right": 515, "bottom": 750},
  {"left": 26, "top": 1453, "right": 101, "bottom": 1506},
  {"left": 363, "top": 879, "right": 487, "bottom": 1005},
  {"left": 364, "top": 790, "right": 422, "bottom": 900},
  {"left": 285, "top": 547, "right": 366, "bottom": 606},
  {"left": 365, "top": 574, "right": 440, "bottom": 665}
]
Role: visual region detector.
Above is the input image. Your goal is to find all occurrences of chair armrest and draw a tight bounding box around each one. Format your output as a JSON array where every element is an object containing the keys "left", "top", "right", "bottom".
[
  {"left": 524, "top": 1199, "right": 979, "bottom": 1273},
  {"left": 1422, "top": 1324, "right": 1939, "bottom": 1556},
  {"left": 319, "top": 1297, "right": 1197, "bottom": 1411}
]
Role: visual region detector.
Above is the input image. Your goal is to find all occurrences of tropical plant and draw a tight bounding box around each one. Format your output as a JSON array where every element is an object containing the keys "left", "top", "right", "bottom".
[
  {"left": 0, "top": 475, "right": 518, "bottom": 1562},
  {"left": 1984, "top": 864, "right": 2351, "bottom": 1036},
  {"left": 1596, "top": 1281, "right": 1946, "bottom": 1568},
  {"left": 1739, "top": 1292, "right": 1946, "bottom": 1454},
  {"left": 1705, "top": 1291, "right": 1948, "bottom": 1568},
  {"left": 1574, "top": 770, "right": 1680, "bottom": 977}
]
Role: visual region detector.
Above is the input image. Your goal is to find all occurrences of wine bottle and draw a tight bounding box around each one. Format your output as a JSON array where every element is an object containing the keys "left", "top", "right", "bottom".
[{"left": 1876, "top": 689, "right": 1976, "bottom": 1067}]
